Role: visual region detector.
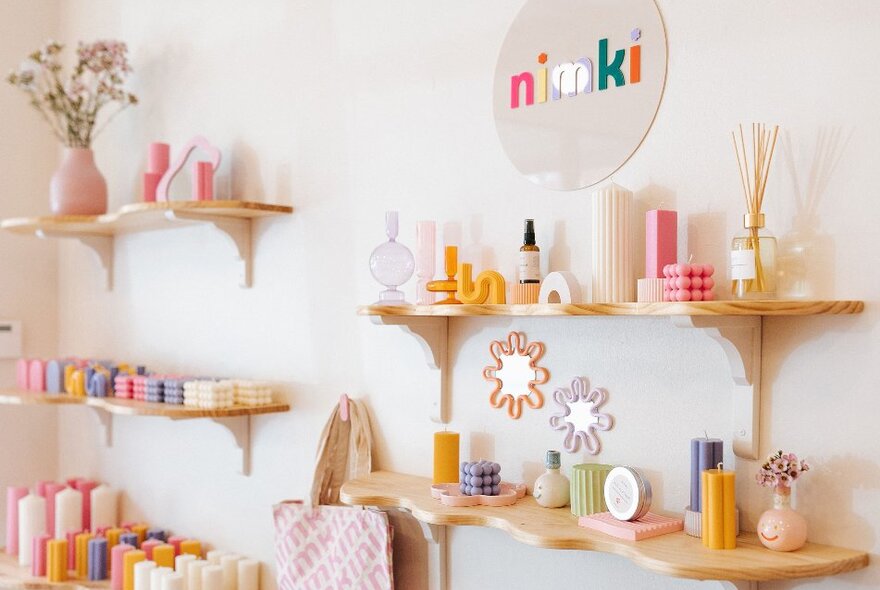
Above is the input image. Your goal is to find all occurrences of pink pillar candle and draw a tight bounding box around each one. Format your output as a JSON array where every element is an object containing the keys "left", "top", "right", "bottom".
[
  {"left": 44, "top": 483, "right": 65, "bottom": 537},
  {"left": 16, "top": 359, "right": 29, "bottom": 389},
  {"left": 167, "top": 536, "right": 185, "bottom": 556},
  {"left": 143, "top": 172, "right": 162, "bottom": 202},
  {"left": 75, "top": 480, "right": 99, "bottom": 531},
  {"left": 28, "top": 360, "right": 46, "bottom": 391},
  {"left": 31, "top": 533, "right": 51, "bottom": 576},
  {"left": 192, "top": 161, "right": 213, "bottom": 201},
  {"left": 66, "top": 529, "right": 81, "bottom": 569},
  {"left": 141, "top": 538, "right": 162, "bottom": 560},
  {"left": 148, "top": 142, "right": 170, "bottom": 175},
  {"left": 645, "top": 209, "right": 677, "bottom": 279},
  {"left": 5, "top": 486, "right": 29, "bottom": 555},
  {"left": 111, "top": 543, "right": 133, "bottom": 590}
]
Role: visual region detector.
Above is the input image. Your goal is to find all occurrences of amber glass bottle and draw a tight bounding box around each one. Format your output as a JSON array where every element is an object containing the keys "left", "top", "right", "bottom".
[{"left": 519, "top": 219, "right": 540, "bottom": 284}]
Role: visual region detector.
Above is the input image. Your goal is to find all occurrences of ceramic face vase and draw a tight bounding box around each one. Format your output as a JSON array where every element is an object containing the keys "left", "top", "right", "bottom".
[
  {"left": 757, "top": 485, "right": 807, "bottom": 551},
  {"left": 49, "top": 147, "right": 108, "bottom": 215}
]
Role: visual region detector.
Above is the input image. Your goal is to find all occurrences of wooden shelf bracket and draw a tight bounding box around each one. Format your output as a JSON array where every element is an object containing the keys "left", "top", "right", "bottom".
[
  {"left": 672, "top": 316, "right": 762, "bottom": 460},
  {"left": 88, "top": 406, "right": 114, "bottom": 447},
  {"left": 416, "top": 517, "right": 448, "bottom": 590},
  {"left": 370, "top": 316, "right": 449, "bottom": 423},
  {"left": 208, "top": 415, "right": 252, "bottom": 476},
  {"left": 165, "top": 210, "right": 252, "bottom": 288},
  {"left": 37, "top": 230, "right": 114, "bottom": 289}
]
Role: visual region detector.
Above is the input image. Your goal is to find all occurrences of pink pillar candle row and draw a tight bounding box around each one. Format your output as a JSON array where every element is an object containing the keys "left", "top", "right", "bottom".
[
  {"left": 16, "top": 359, "right": 48, "bottom": 391},
  {"left": 663, "top": 263, "right": 716, "bottom": 302}
]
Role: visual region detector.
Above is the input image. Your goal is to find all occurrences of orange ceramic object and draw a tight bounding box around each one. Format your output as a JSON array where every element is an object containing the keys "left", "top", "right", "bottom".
[
  {"left": 457, "top": 263, "right": 506, "bottom": 304},
  {"left": 512, "top": 282, "right": 540, "bottom": 304},
  {"left": 427, "top": 246, "right": 461, "bottom": 304}
]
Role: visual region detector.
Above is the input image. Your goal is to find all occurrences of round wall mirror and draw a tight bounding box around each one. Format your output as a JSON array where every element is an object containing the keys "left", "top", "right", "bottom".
[{"left": 493, "top": 0, "right": 668, "bottom": 191}]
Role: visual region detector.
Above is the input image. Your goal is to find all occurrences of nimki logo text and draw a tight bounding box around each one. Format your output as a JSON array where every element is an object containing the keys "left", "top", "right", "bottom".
[{"left": 509, "top": 28, "right": 642, "bottom": 109}]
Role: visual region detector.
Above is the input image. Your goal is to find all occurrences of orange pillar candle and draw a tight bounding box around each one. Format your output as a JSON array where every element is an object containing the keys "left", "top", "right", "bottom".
[
  {"left": 433, "top": 431, "right": 460, "bottom": 484},
  {"left": 47, "top": 539, "right": 68, "bottom": 582},
  {"left": 153, "top": 544, "right": 175, "bottom": 569},
  {"left": 123, "top": 549, "right": 146, "bottom": 590},
  {"left": 75, "top": 531, "right": 94, "bottom": 578},
  {"left": 106, "top": 527, "right": 124, "bottom": 548},
  {"left": 179, "top": 539, "right": 202, "bottom": 558},
  {"left": 701, "top": 468, "right": 736, "bottom": 549}
]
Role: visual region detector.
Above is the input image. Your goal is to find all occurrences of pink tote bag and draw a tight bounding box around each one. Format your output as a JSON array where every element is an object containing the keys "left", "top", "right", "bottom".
[{"left": 274, "top": 396, "right": 393, "bottom": 589}]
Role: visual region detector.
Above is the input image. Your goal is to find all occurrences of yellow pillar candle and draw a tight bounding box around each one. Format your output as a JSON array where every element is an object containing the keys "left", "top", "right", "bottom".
[
  {"left": 701, "top": 468, "right": 736, "bottom": 550},
  {"left": 75, "top": 531, "right": 94, "bottom": 578},
  {"left": 153, "top": 544, "right": 175, "bottom": 569},
  {"left": 131, "top": 524, "right": 148, "bottom": 546},
  {"left": 107, "top": 527, "right": 124, "bottom": 548},
  {"left": 433, "top": 431, "right": 460, "bottom": 484},
  {"left": 123, "top": 549, "right": 146, "bottom": 590},
  {"left": 179, "top": 539, "right": 202, "bottom": 558},
  {"left": 47, "top": 539, "right": 68, "bottom": 582}
]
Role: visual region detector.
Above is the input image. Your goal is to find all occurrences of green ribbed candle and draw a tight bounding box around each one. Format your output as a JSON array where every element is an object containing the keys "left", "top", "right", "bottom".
[{"left": 570, "top": 463, "right": 614, "bottom": 517}]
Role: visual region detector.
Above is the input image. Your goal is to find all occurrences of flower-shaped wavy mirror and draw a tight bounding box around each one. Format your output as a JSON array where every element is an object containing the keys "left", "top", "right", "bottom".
[
  {"left": 482, "top": 331, "right": 549, "bottom": 419},
  {"left": 549, "top": 376, "right": 613, "bottom": 454}
]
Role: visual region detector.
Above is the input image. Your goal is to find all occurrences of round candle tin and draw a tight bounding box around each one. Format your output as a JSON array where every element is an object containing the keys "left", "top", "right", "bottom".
[{"left": 603, "top": 466, "right": 652, "bottom": 521}]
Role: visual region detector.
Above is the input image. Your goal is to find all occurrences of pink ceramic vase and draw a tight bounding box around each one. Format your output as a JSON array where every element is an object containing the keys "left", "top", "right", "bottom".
[
  {"left": 49, "top": 147, "right": 108, "bottom": 215},
  {"left": 757, "top": 484, "right": 807, "bottom": 551}
]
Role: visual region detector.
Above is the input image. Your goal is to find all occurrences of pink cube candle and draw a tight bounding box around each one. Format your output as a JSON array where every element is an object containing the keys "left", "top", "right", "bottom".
[{"left": 645, "top": 210, "right": 677, "bottom": 279}]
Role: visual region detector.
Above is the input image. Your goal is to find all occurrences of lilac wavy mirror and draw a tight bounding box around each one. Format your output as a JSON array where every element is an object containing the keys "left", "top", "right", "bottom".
[{"left": 549, "top": 376, "right": 613, "bottom": 454}]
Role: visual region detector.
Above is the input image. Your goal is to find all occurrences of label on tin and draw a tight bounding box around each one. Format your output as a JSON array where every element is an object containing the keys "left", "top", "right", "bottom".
[
  {"left": 730, "top": 249, "right": 756, "bottom": 280},
  {"left": 519, "top": 251, "right": 540, "bottom": 282},
  {"left": 608, "top": 474, "right": 634, "bottom": 513}
]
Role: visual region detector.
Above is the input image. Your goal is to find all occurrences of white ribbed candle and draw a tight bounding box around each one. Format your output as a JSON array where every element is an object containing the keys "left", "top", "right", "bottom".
[
  {"left": 54, "top": 487, "right": 81, "bottom": 539},
  {"left": 161, "top": 573, "right": 185, "bottom": 590},
  {"left": 188, "top": 560, "right": 208, "bottom": 590},
  {"left": 175, "top": 553, "right": 196, "bottom": 590},
  {"left": 135, "top": 560, "right": 157, "bottom": 590},
  {"left": 91, "top": 484, "right": 119, "bottom": 530},
  {"left": 237, "top": 559, "right": 259, "bottom": 590},
  {"left": 17, "top": 494, "right": 45, "bottom": 566},
  {"left": 591, "top": 182, "right": 633, "bottom": 302},
  {"left": 202, "top": 565, "right": 223, "bottom": 589},
  {"left": 220, "top": 554, "right": 241, "bottom": 590},
  {"left": 151, "top": 566, "right": 173, "bottom": 590}
]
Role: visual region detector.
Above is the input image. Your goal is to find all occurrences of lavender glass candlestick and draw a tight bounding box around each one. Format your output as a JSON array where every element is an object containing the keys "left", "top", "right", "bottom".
[{"left": 369, "top": 211, "right": 415, "bottom": 305}]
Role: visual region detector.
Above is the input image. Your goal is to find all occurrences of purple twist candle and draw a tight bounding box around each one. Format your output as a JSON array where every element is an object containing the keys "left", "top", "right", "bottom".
[
  {"left": 119, "top": 532, "right": 138, "bottom": 547},
  {"left": 88, "top": 537, "right": 108, "bottom": 580},
  {"left": 691, "top": 437, "right": 723, "bottom": 512},
  {"left": 146, "top": 528, "right": 166, "bottom": 542}
]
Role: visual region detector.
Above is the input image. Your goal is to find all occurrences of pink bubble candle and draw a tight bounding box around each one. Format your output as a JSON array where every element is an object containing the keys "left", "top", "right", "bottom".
[{"left": 663, "top": 263, "right": 715, "bottom": 302}]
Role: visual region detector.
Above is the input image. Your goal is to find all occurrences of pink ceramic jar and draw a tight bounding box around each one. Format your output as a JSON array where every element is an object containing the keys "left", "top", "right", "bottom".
[
  {"left": 757, "top": 485, "right": 807, "bottom": 551},
  {"left": 49, "top": 147, "right": 108, "bottom": 215}
]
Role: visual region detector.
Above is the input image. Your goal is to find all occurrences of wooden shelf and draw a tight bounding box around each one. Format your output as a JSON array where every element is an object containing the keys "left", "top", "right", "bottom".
[
  {"left": 341, "top": 471, "right": 869, "bottom": 583},
  {"left": 0, "top": 551, "right": 107, "bottom": 589},
  {"left": 358, "top": 300, "right": 864, "bottom": 317},
  {"left": 0, "top": 200, "right": 293, "bottom": 288},
  {"left": 360, "top": 300, "right": 864, "bottom": 459},
  {"left": 0, "top": 389, "right": 290, "bottom": 476}
]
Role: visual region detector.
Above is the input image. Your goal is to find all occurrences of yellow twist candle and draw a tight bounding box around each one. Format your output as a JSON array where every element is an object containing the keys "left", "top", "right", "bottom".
[
  {"left": 131, "top": 524, "right": 148, "bottom": 546},
  {"left": 721, "top": 470, "right": 737, "bottom": 549},
  {"left": 47, "top": 539, "right": 68, "bottom": 583},
  {"left": 123, "top": 549, "right": 146, "bottom": 590},
  {"left": 76, "top": 531, "right": 94, "bottom": 578},
  {"left": 179, "top": 539, "right": 202, "bottom": 558},
  {"left": 433, "top": 431, "right": 460, "bottom": 484}
]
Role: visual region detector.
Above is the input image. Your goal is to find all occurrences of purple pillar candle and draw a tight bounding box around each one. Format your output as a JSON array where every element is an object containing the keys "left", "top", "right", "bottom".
[
  {"left": 89, "top": 537, "right": 108, "bottom": 580},
  {"left": 119, "top": 532, "right": 138, "bottom": 547},
  {"left": 690, "top": 437, "right": 723, "bottom": 512},
  {"left": 147, "top": 528, "right": 166, "bottom": 542}
]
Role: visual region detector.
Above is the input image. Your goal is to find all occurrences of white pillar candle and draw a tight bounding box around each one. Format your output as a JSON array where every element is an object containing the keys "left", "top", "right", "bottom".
[
  {"left": 220, "top": 554, "right": 240, "bottom": 590},
  {"left": 237, "top": 559, "right": 259, "bottom": 590},
  {"left": 202, "top": 565, "right": 223, "bottom": 589},
  {"left": 188, "top": 560, "right": 208, "bottom": 590},
  {"left": 91, "top": 484, "right": 119, "bottom": 530},
  {"left": 162, "top": 573, "right": 185, "bottom": 590},
  {"left": 54, "top": 487, "right": 82, "bottom": 539},
  {"left": 17, "top": 494, "right": 46, "bottom": 566},
  {"left": 591, "top": 182, "right": 634, "bottom": 302},
  {"left": 206, "top": 549, "right": 227, "bottom": 565},
  {"left": 135, "top": 560, "right": 157, "bottom": 590},
  {"left": 175, "top": 553, "right": 196, "bottom": 590},
  {"left": 151, "top": 566, "right": 174, "bottom": 590}
]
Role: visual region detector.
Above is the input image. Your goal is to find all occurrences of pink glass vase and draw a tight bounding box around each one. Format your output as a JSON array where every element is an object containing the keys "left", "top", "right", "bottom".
[
  {"left": 757, "top": 484, "right": 807, "bottom": 551},
  {"left": 49, "top": 147, "right": 108, "bottom": 215}
]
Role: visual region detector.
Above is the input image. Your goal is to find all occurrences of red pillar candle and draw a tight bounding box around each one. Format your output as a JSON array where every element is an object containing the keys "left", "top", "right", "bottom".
[{"left": 645, "top": 210, "right": 677, "bottom": 279}]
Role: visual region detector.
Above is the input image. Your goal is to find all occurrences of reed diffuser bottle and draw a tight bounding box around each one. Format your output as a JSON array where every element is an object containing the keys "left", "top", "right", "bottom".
[{"left": 731, "top": 124, "right": 779, "bottom": 299}]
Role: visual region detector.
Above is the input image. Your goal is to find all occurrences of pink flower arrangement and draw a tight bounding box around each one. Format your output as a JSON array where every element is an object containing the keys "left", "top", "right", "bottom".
[
  {"left": 6, "top": 39, "right": 137, "bottom": 148},
  {"left": 755, "top": 449, "right": 810, "bottom": 488}
]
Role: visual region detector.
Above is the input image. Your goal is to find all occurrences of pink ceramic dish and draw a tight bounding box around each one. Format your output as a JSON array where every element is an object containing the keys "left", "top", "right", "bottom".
[{"left": 430, "top": 482, "right": 527, "bottom": 507}]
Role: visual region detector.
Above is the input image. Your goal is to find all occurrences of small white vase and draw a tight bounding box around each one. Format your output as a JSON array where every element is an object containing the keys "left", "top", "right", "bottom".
[
  {"left": 49, "top": 147, "right": 108, "bottom": 215},
  {"left": 534, "top": 450, "right": 570, "bottom": 508}
]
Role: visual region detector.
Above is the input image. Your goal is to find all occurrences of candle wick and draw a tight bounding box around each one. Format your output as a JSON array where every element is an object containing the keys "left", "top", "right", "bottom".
[
  {"left": 704, "top": 430, "right": 708, "bottom": 439},
  {"left": 688, "top": 253, "right": 694, "bottom": 264},
  {"left": 717, "top": 462, "right": 723, "bottom": 470}
]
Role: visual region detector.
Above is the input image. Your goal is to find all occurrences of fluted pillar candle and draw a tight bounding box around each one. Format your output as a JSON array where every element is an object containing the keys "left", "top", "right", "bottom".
[{"left": 591, "top": 182, "right": 634, "bottom": 302}]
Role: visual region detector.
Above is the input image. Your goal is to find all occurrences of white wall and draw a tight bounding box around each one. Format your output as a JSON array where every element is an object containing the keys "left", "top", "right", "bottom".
[
  {"left": 0, "top": 0, "right": 60, "bottom": 540},
  {"left": 34, "top": 0, "right": 880, "bottom": 588}
]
